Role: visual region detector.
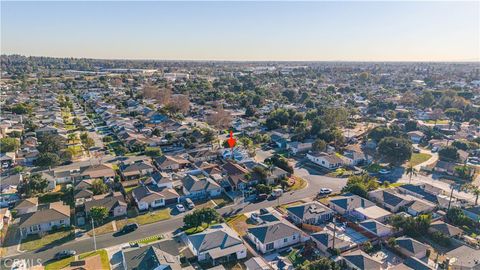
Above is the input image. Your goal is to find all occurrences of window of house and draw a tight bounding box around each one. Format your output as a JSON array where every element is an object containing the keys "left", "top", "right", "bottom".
[
  {"left": 293, "top": 235, "right": 296, "bottom": 240},
  {"left": 266, "top": 243, "right": 274, "bottom": 250},
  {"left": 284, "top": 238, "right": 288, "bottom": 243}
]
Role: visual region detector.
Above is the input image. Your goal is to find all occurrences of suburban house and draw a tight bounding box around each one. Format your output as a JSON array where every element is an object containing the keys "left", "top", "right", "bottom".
[
  {"left": 311, "top": 231, "right": 355, "bottom": 253},
  {"left": 18, "top": 202, "right": 71, "bottom": 238},
  {"left": 341, "top": 250, "right": 382, "bottom": 270},
  {"left": 306, "top": 152, "right": 344, "bottom": 170},
  {"left": 407, "top": 131, "right": 425, "bottom": 143},
  {"left": 247, "top": 221, "right": 309, "bottom": 254},
  {"left": 391, "top": 257, "right": 434, "bottom": 270},
  {"left": 122, "top": 243, "right": 182, "bottom": 270},
  {"left": 462, "top": 206, "right": 480, "bottom": 223},
  {"left": 244, "top": 257, "right": 272, "bottom": 270},
  {"left": 428, "top": 220, "right": 463, "bottom": 238},
  {"left": 84, "top": 192, "right": 127, "bottom": 218},
  {"left": 221, "top": 161, "right": 254, "bottom": 191},
  {"left": 286, "top": 202, "right": 334, "bottom": 225},
  {"left": 120, "top": 161, "right": 156, "bottom": 180},
  {"left": 286, "top": 141, "right": 313, "bottom": 155},
  {"left": 352, "top": 205, "right": 392, "bottom": 222},
  {"left": 132, "top": 185, "right": 179, "bottom": 210},
  {"left": 14, "top": 197, "right": 38, "bottom": 215},
  {"left": 368, "top": 189, "right": 413, "bottom": 213},
  {"left": 343, "top": 144, "right": 368, "bottom": 166},
  {"left": 395, "top": 237, "right": 429, "bottom": 259},
  {"left": 0, "top": 174, "right": 23, "bottom": 193},
  {"left": 182, "top": 171, "right": 222, "bottom": 199},
  {"left": 78, "top": 164, "right": 116, "bottom": 181},
  {"left": 149, "top": 171, "right": 174, "bottom": 189},
  {"left": 328, "top": 194, "right": 375, "bottom": 215},
  {"left": 186, "top": 148, "right": 218, "bottom": 163},
  {"left": 185, "top": 223, "right": 247, "bottom": 266},
  {"left": 153, "top": 155, "right": 190, "bottom": 171},
  {"left": 359, "top": 219, "right": 394, "bottom": 238},
  {"left": 445, "top": 245, "right": 480, "bottom": 270},
  {"left": 405, "top": 199, "right": 436, "bottom": 217}
]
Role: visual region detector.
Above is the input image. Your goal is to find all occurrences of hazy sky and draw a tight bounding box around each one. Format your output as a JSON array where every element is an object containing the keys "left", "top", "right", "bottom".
[{"left": 1, "top": 1, "right": 479, "bottom": 61}]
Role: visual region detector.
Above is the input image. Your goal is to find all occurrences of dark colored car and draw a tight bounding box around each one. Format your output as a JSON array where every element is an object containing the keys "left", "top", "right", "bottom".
[
  {"left": 120, "top": 223, "right": 139, "bottom": 234},
  {"left": 54, "top": 250, "right": 76, "bottom": 260},
  {"left": 256, "top": 193, "right": 268, "bottom": 201}
]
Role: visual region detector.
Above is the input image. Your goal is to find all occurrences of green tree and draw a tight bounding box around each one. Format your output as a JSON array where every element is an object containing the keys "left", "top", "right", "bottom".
[
  {"left": 342, "top": 174, "right": 379, "bottom": 198},
  {"left": 90, "top": 206, "right": 109, "bottom": 226},
  {"left": 0, "top": 137, "right": 20, "bottom": 153},
  {"left": 145, "top": 147, "right": 162, "bottom": 157},
  {"left": 420, "top": 91, "right": 435, "bottom": 108},
  {"left": 312, "top": 139, "right": 327, "bottom": 152},
  {"left": 35, "top": 152, "right": 61, "bottom": 167},
  {"left": 37, "top": 135, "right": 65, "bottom": 153},
  {"left": 255, "top": 184, "right": 272, "bottom": 194},
  {"left": 91, "top": 179, "right": 109, "bottom": 195},
  {"left": 438, "top": 146, "right": 459, "bottom": 162},
  {"left": 25, "top": 173, "right": 48, "bottom": 195},
  {"left": 300, "top": 257, "right": 341, "bottom": 270},
  {"left": 378, "top": 137, "right": 412, "bottom": 165},
  {"left": 12, "top": 166, "right": 25, "bottom": 174}
]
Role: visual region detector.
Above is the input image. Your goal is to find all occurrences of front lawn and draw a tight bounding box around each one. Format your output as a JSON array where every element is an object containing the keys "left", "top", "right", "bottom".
[
  {"left": 134, "top": 208, "right": 171, "bottom": 225},
  {"left": 117, "top": 208, "right": 171, "bottom": 228},
  {"left": 87, "top": 221, "right": 115, "bottom": 236},
  {"left": 408, "top": 153, "right": 432, "bottom": 166},
  {"left": 286, "top": 248, "right": 307, "bottom": 267},
  {"left": 45, "top": 249, "right": 110, "bottom": 270},
  {"left": 44, "top": 256, "right": 75, "bottom": 270},
  {"left": 287, "top": 176, "right": 307, "bottom": 191},
  {"left": 211, "top": 194, "right": 233, "bottom": 208},
  {"left": 226, "top": 214, "right": 249, "bottom": 236},
  {"left": 20, "top": 229, "right": 75, "bottom": 252},
  {"left": 78, "top": 249, "right": 110, "bottom": 270},
  {"left": 184, "top": 223, "right": 210, "bottom": 235}
]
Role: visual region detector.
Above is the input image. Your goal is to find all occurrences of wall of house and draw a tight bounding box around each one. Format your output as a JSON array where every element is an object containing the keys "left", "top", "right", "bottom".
[
  {"left": 149, "top": 199, "right": 165, "bottom": 208},
  {"left": 113, "top": 206, "right": 127, "bottom": 217},
  {"left": 248, "top": 232, "right": 303, "bottom": 254}
]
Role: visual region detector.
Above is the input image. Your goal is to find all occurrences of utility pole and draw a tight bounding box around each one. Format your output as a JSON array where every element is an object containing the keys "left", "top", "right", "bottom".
[
  {"left": 332, "top": 217, "right": 336, "bottom": 251},
  {"left": 91, "top": 218, "right": 97, "bottom": 251}
]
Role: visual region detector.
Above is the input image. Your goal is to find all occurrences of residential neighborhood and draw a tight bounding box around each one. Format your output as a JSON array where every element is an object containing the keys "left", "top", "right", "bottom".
[{"left": 1, "top": 2, "right": 480, "bottom": 268}]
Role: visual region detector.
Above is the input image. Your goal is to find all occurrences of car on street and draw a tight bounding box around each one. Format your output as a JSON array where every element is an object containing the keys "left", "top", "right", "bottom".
[
  {"left": 256, "top": 193, "right": 268, "bottom": 201},
  {"left": 54, "top": 250, "right": 76, "bottom": 260},
  {"left": 319, "top": 188, "right": 333, "bottom": 195},
  {"left": 176, "top": 204, "right": 186, "bottom": 212},
  {"left": 119, "top": 223, "right": 139, "bottom": 234},
  {"left": 185, "top": 198, "right": 195, "bottom": 209},
  {"left": 271, "top": 188, "right": 283, "bottom": 198},
  {"left": 378, "top": 169, "right": 391, "bottom": 175}
]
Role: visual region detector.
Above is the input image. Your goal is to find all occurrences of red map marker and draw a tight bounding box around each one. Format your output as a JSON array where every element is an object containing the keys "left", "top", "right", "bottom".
[{"left": 227, "top": 131, "right": 236, "bottom": 148}]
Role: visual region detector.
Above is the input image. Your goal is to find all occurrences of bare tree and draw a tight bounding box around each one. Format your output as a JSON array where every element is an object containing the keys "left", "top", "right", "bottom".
[
  {"left": 169, "top": 94, "right": 190, "bottom": 114},
  {"left": 206, "top": 105, "right": 232, "bottom": 129}
]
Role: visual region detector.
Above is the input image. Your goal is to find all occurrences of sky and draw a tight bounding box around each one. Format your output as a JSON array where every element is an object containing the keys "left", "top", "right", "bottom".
[{"left": 1, "top": 1, "right": 479, "bottom": 61}]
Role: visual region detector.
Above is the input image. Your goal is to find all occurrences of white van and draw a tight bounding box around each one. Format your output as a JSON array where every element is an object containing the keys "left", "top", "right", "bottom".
[{"left": 271, "top": 188, "right": 283, "bottom": 198}]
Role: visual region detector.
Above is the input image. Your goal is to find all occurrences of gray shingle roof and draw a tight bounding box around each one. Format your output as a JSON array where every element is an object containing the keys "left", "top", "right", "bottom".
[{"left": 248, "top": 221, "right": 302, "bottom": 244}]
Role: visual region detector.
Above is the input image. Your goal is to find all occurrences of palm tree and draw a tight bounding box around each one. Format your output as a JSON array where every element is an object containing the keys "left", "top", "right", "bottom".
[
  {"left": 462, "top": 184, "right": 480, "bottom": 206},
  {"left": 405, "top": 164, "right": 418, "bottom": 184}
]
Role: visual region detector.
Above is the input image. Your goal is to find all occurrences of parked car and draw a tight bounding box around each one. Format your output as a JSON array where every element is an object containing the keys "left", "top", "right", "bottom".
[
  {"left": 378, "top": 169, "right": 391, "bottom": 175},
  {"left": 120, "top": 223, "right": 139, "bottom": 234},
  {"left": 176, "top": 204, "right": 186, "bottom": 212},
  {"left": 54, "top": 250, "right": 76, "bottom": 260},
  {"left": 271, "top": 188, "right": 283, "bottom": 198},
  {"left": 185, "top": 198, "right": 195, "bottom": 209},
  {"left": 256, "top": 193, "right": 268, "bottom": 201},
  {"left": 319, "top": 188, "right": 333, "bottom": 195},
  {"left": 250, "top": 213, "right": 262, "bottom": 224}
]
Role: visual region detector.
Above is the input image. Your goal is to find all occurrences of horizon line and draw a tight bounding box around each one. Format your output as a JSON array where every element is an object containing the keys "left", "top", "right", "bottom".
[{"left": 2, "top": 54, "right": 480, "bottom": 64}]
